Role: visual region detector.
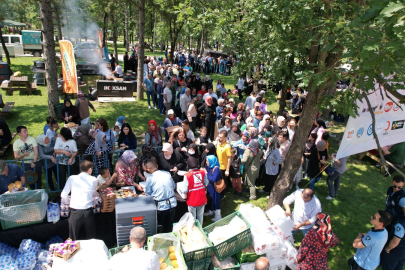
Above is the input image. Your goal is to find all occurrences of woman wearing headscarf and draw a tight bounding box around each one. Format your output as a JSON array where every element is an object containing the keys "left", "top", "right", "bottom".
[
  {"left": 241, "top": 115, "right": 253, "bottom": 131},
  {"left": 114, "top": 150, "right": 144, "bottom": 190},
  {"left": 311, "top": 118, "right": 326, "bottom": 145},
  {"left": 161, "top": 109, "right": 182, "bottom": 142},
  {"left": 85, "top": 131, "right": 112, "bottom": 172},
  {"left": 203, "top": 155, "right": 222, "bottom": 222},
  {"left": 296, "top": 212, "right": 339, "bottom": 270},
  {"left": 256, "top": 90, "right": 266, "bottom": 103},
  {"left": 60, "top": 98, "right": 80, "bottom": 124},
  {"left": 248, "top": 127, "right": 259, "bottom": 140},
  {"left": 186, "top": 143, "right": 200, "bottom": 168},
  {"left": 241, "top": 139, "right": 263, "bottom": 200},
  {"left": 37, "top": 135, "right": 57, "bottom": 191},
  {"left": 145, "top": 120, "right": 162, "bottom": 147},
  {"left": 233, "top": 112, "right": 246, "bottom": 128},
  {"left": 198, "top": 95, "right": 217, "bottom": 140},
  {"left": 272, "top": 116, "right": 287, "bottom": 136},
  {"left": 263, "top": 140, "right": 283, "bottom": 193},
  {"left": 228, "top": 122, "right": 241, "bottom": 144},
  {"left": 201, "top": 143, "right": 216, "bottom": 170},
  {"left": 94, "top": 118, "right": 115, "bottom": 151},
  {"left": 259, "top": 114, "right": 271, "bottom": 133},
  {"left": 118, "top": 123, "right": 137, "bottom": 150},
  {"left": 115, "top": 116, "right": 126, "bottom": 130},
  {"left": 74, "top": 123, "right": 94, "bottom": 156},
  {"left": 157, "top": 143, "right": 187, "bottom": 183}
]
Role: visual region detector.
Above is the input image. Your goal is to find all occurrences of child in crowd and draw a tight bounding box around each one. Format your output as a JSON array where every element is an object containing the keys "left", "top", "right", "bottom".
[
  {"left": 322, "top": 133, "right": 330, "bottom": 149},
  {"left": 233, "top": 85, "right": 238, "bottom": 95},
  {"left": 196, "top": 126, "right": 211, "bottom": 152},
  {"left": 230, "top": 148, "right": 242, "bottom": 196},
  {"left": 113, "top": 125, "right": 120, "bottom": 142},
  {"left": 260, "top": 98, "right": 268, "bottom": 114},
  {"left": 97, "top": 167, "right": 116, "bottom": 189}
]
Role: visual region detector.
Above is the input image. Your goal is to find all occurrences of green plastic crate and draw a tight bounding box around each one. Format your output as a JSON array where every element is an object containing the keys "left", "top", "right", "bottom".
[
  {"left": 174, "top": 219, "right": 214, "bottom": 261},
  {"left": 186, "top": 257, "right": 212, "bottom": 270},
  {"left": 203, "top": 211, "right": 251, "bottom": 261},
  {"left": 109, "top": 245, "right": 147, "bottom": 257},
  {"left": 235, "top": 249, "right": 264, "bottom": 263},
  {"left": 210, "top": 255, "right": 240, "bottom": 270},
  {"left": 0, "top": 217, "right": 44, "bottom": 230}
]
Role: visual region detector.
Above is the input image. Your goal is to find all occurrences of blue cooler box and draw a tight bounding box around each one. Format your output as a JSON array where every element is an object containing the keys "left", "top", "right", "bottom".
[{"left": 115, "top": 195, "right": 157, "bottom": 246}]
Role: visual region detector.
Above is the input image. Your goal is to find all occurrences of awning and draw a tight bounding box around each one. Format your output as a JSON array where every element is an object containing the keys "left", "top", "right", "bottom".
[{"left": 0, "top": 20, "right": 26, "bottom": 27}]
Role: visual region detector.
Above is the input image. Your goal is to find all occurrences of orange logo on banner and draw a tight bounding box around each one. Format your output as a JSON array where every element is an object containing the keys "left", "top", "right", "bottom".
[{"left": 59, "top": 40, "right": 78, "bottom": 94}]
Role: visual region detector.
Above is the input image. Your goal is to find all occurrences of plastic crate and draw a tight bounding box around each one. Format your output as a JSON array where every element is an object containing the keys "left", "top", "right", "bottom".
[
  {"left": 109, "top": 245, "right": 129, "bottom": 257},
  {"left": 210, "top": 255, "right": 240, "bottom": 270},
  {"left": 0, "top": 190, "right": 48, "bottom": 230},
  {"left": 186, "top": 257, "right": 212, "bottom": 270},
  {"left": 203, "top": 211, "right": 251, "bottom": 261},
  {"left": 235, "top": 249, "right": 264, "bottom": 263},
  {"left": 174, "top": 219, "right": 214, "bottom": 261}
]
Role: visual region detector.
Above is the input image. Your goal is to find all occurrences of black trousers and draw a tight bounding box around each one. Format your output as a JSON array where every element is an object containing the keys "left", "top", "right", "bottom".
[
  {"left": 69, "top": 208, "right": 96, "bottom": 241},
  {"left": 58, "top": 162, "right": 80, "bottom": 190},
  {"left": 263, "top": 174, "right": 278, "bottom": 193},
  {"left": 158, "top": 207, "right": 176, "bottom": 233},
  {"left": 220, "top": 169, "right": 231, "bottom": 195},
  {"left": 348, "top": 257, "right": 366, "bottom": 270}
]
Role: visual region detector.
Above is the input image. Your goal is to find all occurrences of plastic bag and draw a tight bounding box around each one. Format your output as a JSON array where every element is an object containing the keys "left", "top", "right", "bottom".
[
  {"left": 212, "top": 254, "right": 236, "bottom": 269},
  {"left": 266, "top": 205, "right": 294, "bottom": 238},
  {"left": 148, "top": 233, "right": 186, "bottom": 270},
  {"left": 239, "top": 204, "right": 269, "bottom": 229},
  {"left": 240, "top": 262, "right": 255, "bottom": 270},
  {"left": 47, "top": 202, "right": 60, "bottom": 223},
  {"left": 173, "top": 213, "right": 209, "bottom": 253},
  {"left": 208, "top": 216, "right": 247, "bottom": 245}
]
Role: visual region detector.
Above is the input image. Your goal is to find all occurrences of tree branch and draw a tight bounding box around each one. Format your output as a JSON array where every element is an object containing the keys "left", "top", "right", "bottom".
[
  {"left": 376, "top": 75, "right": 405, "bottom": 102},
  {"left": 362, "top": 92, "right": 389, "bottom": 175},
  {"left": 127, "top": 0, "right": 140, "bottom": 9}
]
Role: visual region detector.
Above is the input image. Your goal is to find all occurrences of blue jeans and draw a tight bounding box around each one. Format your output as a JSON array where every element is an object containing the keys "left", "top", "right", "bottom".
[
  {"left": 309, "top": 176, "right": 322, "bottom": 190},
  {"left": 326, "top": 171, "right": 341, "bottom": 198},
  {"left": 292, "top": 227, "right": 311, "bottom": 238},
  {"left": 188, "top": 205, "right": 205, "bottom": 225},
  {"left": 146, "top": 91, "right": 156, "bottom": 107},
  {"left": 158, "top": 95, "right": 165, "bottom": 114}
]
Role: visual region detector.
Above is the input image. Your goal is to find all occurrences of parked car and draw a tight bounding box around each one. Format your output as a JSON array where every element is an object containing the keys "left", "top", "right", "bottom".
[{"left": 74, "top": 41, "right": 96, "bottom": 59}]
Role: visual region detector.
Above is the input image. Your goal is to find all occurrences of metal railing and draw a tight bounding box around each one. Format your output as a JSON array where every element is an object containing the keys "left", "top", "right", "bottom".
[{"left": 4, "top": 146, "right": 163, "bottom": 194}]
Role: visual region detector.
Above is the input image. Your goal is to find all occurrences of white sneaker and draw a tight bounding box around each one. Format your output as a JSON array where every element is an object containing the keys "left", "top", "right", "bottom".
[
  {"left": 326, "top": 196, "right": 334, "bottom": 200},
  {"left": 148, "top": 106, "right": 151, "bottom": 109},
  {"left": 154, "top": 106, "right": 157, "bottom": 109},
  {"left": 204, "top": 210, "right": 213, "bottom": 216},
  {"left": 266, "top": 196, "right": 269, "bottom": 199}
]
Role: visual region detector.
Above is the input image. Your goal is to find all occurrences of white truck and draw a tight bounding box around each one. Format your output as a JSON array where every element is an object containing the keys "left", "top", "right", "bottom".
[{"left": 1, "top": 30, "right": 42, "bottom": 57}]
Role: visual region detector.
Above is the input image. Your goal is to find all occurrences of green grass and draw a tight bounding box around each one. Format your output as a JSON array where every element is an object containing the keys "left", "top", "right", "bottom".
[{"left": 3, "top": 56, "right": 396, "bottom": 269}]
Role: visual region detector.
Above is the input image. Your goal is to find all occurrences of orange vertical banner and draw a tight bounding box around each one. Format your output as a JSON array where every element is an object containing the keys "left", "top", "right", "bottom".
[
  {"left": 97, "top": 30, "right": 103, "bottom": 57},
  {"left": 59, "top": 40, "right": 78, "bottom": 94}
]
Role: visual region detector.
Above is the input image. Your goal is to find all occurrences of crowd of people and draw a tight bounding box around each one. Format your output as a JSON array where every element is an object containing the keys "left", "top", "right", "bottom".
[{"left": 1, "top": 60, "right": 405, "bottom": 269}]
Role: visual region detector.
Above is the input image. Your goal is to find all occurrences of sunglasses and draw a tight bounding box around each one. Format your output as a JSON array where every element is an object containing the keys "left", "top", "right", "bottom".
[{"left": 393, "top": 185, "right": 403, "bottom": 190}]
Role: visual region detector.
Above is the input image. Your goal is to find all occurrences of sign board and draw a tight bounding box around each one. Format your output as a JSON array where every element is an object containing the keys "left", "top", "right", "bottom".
[
  {"left": 59, "top": 40, "right": 78, "bottom": 94},
  {"left": 336, "top": 83, "right": 405, "bottom": 159},
  {"left": 97, "top": 80, "right": 134, "bottom": 97}
]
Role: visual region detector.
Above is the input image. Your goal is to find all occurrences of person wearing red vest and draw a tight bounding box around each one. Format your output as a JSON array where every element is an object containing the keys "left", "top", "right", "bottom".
[{"left": 181, "top": 157, "right": 208, "bottom": 225}]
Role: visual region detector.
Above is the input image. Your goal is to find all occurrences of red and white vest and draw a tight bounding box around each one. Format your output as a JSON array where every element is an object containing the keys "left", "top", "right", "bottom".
[{"left": 185, "top": 169, "right": 207, "bottom": 207}]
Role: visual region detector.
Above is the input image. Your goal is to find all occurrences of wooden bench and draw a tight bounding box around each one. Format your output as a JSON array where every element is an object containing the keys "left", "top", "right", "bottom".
[
  {"left": 0, "top": 132, "right": 16, "bottom": 157},
  {"left": 1, "top": 76, "right": 37, "bottom": 95},
  {"left": 0, "top": 102, "right": 15, "bottom": 117}
]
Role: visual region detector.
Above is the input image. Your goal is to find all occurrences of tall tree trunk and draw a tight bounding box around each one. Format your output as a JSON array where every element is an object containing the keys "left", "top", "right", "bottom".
[
  {"left": 125, "top": 4, "right": 129, "bottom": 51},
  {"left": 102, "top": 12, "right": 107, "bottom": 47},
  {"left": 199, "top": 31, "right": 204, "bottom": 55},
  {"left": 321, "top": 80, "right": 338, "bottom": 119},
  {"left": 136, "top": 0, "right": 145, "bottom": 100},
  {"left": 278, "top": 84, "right": 288, "bottom": 115},
  {"left": 278, "top": 55, "right": 294, "bottom": 115},
  {"left": 53, "top": 2, "right": 63, "bottom": 41},
  {"left": 152, "top": 13, "right": 156, "bottom": 53},
  {"left": 0, "top": 28, "right": 11, "bottom": 66},
  {"left": 253, "top": 64, "right": 260, "bottom": 94},
  {"left": 39, "top": 0, "right": 59, "bottom": 118},
  {"left": 111, "top": 13, "right": 118, "bottom": 62}
]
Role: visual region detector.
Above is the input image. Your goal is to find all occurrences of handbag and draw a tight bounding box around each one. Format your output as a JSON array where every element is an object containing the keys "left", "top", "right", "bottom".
[{"left": 212, "top": 167, "right": 226, "bottom": 193}]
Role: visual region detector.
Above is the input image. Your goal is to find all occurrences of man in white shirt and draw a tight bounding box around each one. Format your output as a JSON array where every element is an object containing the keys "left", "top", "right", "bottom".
[
  {"left": 180, "top": 88, "right": 191, "bottom": 120},
  {"left": 61, "top": 160, "right": 98, "bottom": 240},
  {"left": 237, "top": 77, "right": 245, "bottom": 99},
  {"left": 109, "top": 227, "right": 160, "bottom": 270},
  {"left": 283, "top": 188, "right": 322, "bottom": 239},
  {"left": 163, "top": 82, "right": 173, "bottom": 112},
  {"left": 112, "top": 62, "right": 123, "bottom": 78},
  {"left": 203, "top": 87, "right": 218, "bottom": 101}
]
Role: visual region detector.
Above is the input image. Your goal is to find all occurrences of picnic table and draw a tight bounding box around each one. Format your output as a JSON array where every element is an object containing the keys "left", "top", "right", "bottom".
[{"left": 0, "top": 76, "right": 37, "bottom": 95}]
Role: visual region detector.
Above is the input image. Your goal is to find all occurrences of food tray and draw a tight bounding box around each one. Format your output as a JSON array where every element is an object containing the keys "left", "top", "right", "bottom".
[
  {"left": 175, "top": 219, "right": 214, "bottom": 261},
  {"left": 210, "top": 255, "right": 240, "bottom": 270},
  {"left": 203, "top": 211, "right": 251, "bottom": 261},
  {"left": 100, "top": 192, "right": 116, "bottom": 213},
  {"left": 0, "top": 190, "right": 48, "bottom": 230},
  {"left": 186, "top": 257, "right": 212, "bottom": 270},
  {"left": 54, "top": 241, "right": 81, "bottom": 261},
  {"left": 235, "top": 248, "right": 264, "bottom": 263}
]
